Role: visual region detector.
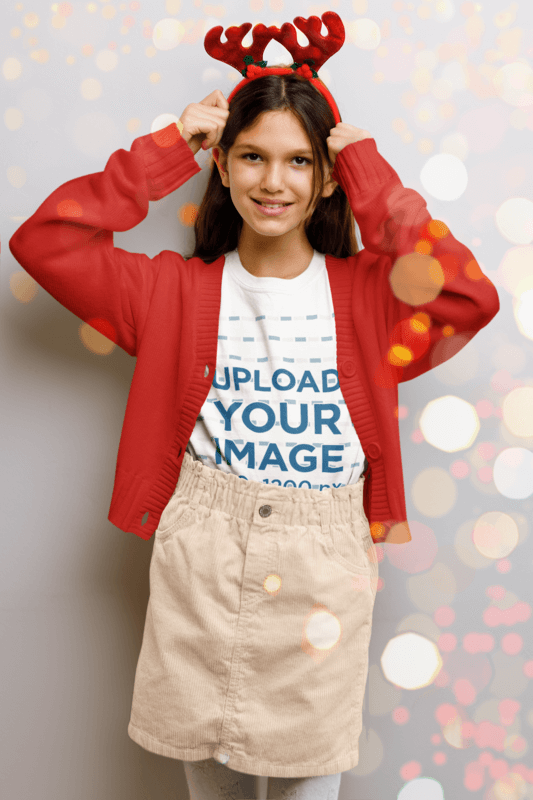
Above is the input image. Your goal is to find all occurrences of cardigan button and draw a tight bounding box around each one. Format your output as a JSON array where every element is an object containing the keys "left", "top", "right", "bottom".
[
  {"left": 341, "top": 359, "right": 356, "bottom": 377},
  {"left": 366, "top": 442, "right": 382, "bottom": 460},
  {"left": 204, "top": 364, "right": 209, "bottom": 377}
]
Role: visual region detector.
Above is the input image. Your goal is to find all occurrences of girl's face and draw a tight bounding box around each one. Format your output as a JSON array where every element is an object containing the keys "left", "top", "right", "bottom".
[{"left": 214, "top": 110, "right": 337, "bottom": 245}]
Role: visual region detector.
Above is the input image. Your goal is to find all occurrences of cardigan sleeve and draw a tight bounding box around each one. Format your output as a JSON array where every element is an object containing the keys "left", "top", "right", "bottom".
[
  {"left": 331, "top": 139, "right": 500, "bottom": 383},
  {"left": 9, "top": 123, "right": 202, "bottom": 358}
]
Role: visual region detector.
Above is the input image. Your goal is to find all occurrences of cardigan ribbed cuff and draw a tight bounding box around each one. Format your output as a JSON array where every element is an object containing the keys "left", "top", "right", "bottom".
[
  {"left": 332, "top": 138, "right": 400, "bottom": 194},
  {"left": 136, "top": 123, "right": 202, "bottom": 201}
]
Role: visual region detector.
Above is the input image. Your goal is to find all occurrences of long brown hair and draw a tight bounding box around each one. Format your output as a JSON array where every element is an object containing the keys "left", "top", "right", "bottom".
[{"left": 183, "top": 65, "right": 360, "bottom": 263}]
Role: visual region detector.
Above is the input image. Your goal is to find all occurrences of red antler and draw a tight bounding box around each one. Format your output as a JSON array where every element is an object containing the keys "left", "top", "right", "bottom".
[
  {"left": 267, "top": 12, "right": 345, "bottom": 72},
  {"left": 204, "top": 12, "right": 345, "bottom": 73},
  {"left": 204, "top": 22, "right": 277, "bottom": 71}
]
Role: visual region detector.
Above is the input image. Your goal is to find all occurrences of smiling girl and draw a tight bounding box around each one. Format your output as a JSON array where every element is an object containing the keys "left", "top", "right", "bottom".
[{"left": 9, "top": 12, "right": 499, "bottom": 800}]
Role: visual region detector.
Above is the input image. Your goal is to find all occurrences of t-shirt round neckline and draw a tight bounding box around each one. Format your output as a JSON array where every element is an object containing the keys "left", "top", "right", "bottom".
[{"left": 224, "top": 248, "right": 324, "bottom": 293}]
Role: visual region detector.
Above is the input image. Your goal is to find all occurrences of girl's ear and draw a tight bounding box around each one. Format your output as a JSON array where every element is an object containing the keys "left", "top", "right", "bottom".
[
  {"left": 213, "top": 147, "right": 229, "bottom": 183},
  {"left": 322, "top": 174, "right": 338, "bottom": 198}
]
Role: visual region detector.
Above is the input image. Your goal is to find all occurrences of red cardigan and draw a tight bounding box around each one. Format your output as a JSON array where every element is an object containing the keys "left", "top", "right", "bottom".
[{"left": 9, "top": 123, "right": 500, "bottom": 544}]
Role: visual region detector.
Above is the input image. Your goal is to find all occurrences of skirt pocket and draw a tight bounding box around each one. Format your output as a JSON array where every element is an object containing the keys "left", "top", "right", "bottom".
[
  {"left": 323, "top": 520, "right": 373, "bottom": 576},
  {"left": 155, "top": 491, "right": 198, "bottom": 544}
]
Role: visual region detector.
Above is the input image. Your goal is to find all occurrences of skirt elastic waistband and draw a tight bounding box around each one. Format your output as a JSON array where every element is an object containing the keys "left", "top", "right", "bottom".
[{"left": 175, "top": 451, "right": 367, "bottom": 529}]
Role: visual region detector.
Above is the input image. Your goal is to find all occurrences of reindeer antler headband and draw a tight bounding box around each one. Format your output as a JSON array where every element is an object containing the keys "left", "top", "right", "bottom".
[{"left": 204, "top": 11, "right": 345, "bottom": 124}]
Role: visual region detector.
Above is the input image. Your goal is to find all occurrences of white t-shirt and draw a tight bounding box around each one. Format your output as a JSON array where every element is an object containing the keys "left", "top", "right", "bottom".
[{"left": 186, "top": 249, "right": 367, "bottom": 491}]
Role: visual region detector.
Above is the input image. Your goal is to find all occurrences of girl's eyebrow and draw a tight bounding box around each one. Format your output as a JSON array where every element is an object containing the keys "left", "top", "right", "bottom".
[{"left": 233, "top": 143, "right": 313, "bottom": 156}]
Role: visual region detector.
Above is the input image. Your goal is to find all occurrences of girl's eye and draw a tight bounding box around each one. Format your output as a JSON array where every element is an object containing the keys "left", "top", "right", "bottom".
[{"left": 242, "top": 153, "right": 311, "bottom": 166}]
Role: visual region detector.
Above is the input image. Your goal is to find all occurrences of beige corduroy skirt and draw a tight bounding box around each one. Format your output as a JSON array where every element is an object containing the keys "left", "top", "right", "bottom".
[{"left": 128, "top": 451, "right": 379, "bottom": 779}]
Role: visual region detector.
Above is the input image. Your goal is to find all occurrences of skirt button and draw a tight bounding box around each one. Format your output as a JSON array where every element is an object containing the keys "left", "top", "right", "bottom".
[{"left": 259, "top": 505, "right": 272, "bottom": 517}]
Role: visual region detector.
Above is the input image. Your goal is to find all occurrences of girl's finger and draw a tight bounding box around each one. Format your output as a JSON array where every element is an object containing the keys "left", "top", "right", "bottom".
[{"left": 200, "top": 89, "right": 229, "bottom": 109}]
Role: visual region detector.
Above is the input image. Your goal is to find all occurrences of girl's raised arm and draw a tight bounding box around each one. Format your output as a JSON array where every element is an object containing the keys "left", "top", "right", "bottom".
[
  {"left": 9, "top": 124, "right": 201, "bottom": 357},
  {"left": 331, "top": 137, "right": 500, "bottom": 383}
]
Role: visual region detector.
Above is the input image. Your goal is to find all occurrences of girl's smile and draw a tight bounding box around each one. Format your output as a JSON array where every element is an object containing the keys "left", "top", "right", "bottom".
[
  {"left": 251, "top": 198, "right": 293, "bottom": 216},
  {"left": 214, "top": 110, "right": 338, "bottom": 277}
]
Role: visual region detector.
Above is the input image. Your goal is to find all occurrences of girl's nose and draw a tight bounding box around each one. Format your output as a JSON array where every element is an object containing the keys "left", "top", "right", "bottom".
[{"left": 259, "top": 165, "right": 287, "bottom": 188}]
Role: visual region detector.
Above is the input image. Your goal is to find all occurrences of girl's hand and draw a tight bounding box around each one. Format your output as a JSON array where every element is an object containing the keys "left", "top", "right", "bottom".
[
  {"left": 179, "top": 90, "right": 230, "bottom": 156},
  {"left": 327, "top": 123, "right": 372, "bottom": 169}
]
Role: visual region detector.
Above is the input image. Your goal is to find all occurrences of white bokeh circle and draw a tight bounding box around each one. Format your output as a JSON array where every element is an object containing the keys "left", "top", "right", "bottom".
[
  {"left": 80, "top": 77, "right": 102, "bottom": 101},
  {"left": 398, "top": 777, "right": 445, "bottom": 800},
  {"left": 502, "top": 387, "right": 533, "bottom": 438},
  {"left": 419, "top": 396, "right": 479, "bottom": 452},
  {"left": 493, "top": 62, "right": 533, "bottom": 108},
  {"left": 153, "top": 18, "right": 184, "bottom": 51},
  {"left": 493, "top": 447, "right": 533, "bottom": 499},
  {"left": 514, "top": 290, "right": 533, "bottom": 340},
  {"left": 2, "top": 57, "right": 22, "bottom": 80},
  {"left": 495, "top": 198, "right": 533, "bottom": 246},
  {"left": 346, "top": 18, "right": 381, "bottom": 50},
  {"left": 420, "top": 153, "right": 468, "bottom": 202},
  {"left": 95, "top": 50, "right": 119, "bottom": 72},
  {"left": 434, "top": 0, "right": 454, "bottom": 23},
  {"left": 151, "top": 113, "right": 181, "bottom": 133}
]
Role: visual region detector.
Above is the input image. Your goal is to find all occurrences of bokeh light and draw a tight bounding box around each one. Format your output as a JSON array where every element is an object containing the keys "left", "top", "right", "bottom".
[
  {"left": 303, "top": 608, "right": 341, "bottom": 653},
  {"left": 493, "top": 62, "right": 533, "bottom": 108},
  {"left": 95, "top": 49, "right": 119, "bottom": 71},
  {"left": 165, "top": 0, "right": 181, "bottom": 14},
  {"left": 352, "top": 0, "right": 368, "bottom": 14},
  {"left": 498, "top": 246, "right": 533, "bottom": 296},
  {"left": 495, "top": 198, "right": 533, "bottom": 246},
  {"left": 502, "top": 387, "right": 533, "bottom": 438},
  {"left": 433, "top": 0, "right": 454, "bottom": 23},
  {"left": 7, "top": 165, "right": 26, "bottom": 188},
  {"left": 419, "top": 395, "right": 480, "bottom": 452},
  {"left": 420, "top": 152, "right": 468, "bottom": 202},
  {"left": 80, "top": 77, "right": 102, "bottom": 100},
  {"left": 389, "top": 252, "right": 445, "bottom": 305},
  {"left": 152, "top": 18, "right": 184, "bottom": 50},
  {"left": 397, "top": 776, "right": 444, "bottom": 800},
  {"left": 381, "top": 633, "right": 442, "bottom": 690},
  {"left": 472, "top": 512, "right": 520, "bottom": 560},
  {"left": 2, "top": 57, "right": 22, "bottom": 80},
  {"left": 345, "top": 18, "right": 381, "bottom": 50},
  {"left": 178, "top": 202, "right": 199, "bottom": 228},
  {"left": 5, "top": 107, "right": 23, "bottom": 130},
  {"left": 513, "top": 289, "right": 533, "bottom": 340},
  {"left": 79, "top": 321, "right": 116, "bottom": 355},
  {"left": 150, "top": 112, "right": 181, "bottom": 133},
  {"left": 442, "top": 60, "right": 470, "bottom": 92},
  {"left": 411, "top": 468, "right": 457, "bottom": 517},
  {"left": 10, "top": 272, "right": 38, "bottom": 304},
  {"left": 493, "top": 448, "right": 533, "bottom": 499}
]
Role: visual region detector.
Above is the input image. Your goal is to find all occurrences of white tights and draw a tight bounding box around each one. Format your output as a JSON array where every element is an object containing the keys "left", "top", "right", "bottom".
[{"left": 183, "top": 759, "right": 342, "bottom": 800}]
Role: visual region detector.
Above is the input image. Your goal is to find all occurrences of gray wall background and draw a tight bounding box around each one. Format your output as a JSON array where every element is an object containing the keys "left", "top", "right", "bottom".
[{"left": 2, "top": 1, "right": 533, "bottom": 799}]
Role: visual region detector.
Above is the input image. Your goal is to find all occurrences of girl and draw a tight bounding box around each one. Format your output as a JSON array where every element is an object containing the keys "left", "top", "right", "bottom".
[{"left": 9, "top": 12, "right": 499, "bottom": 800}]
